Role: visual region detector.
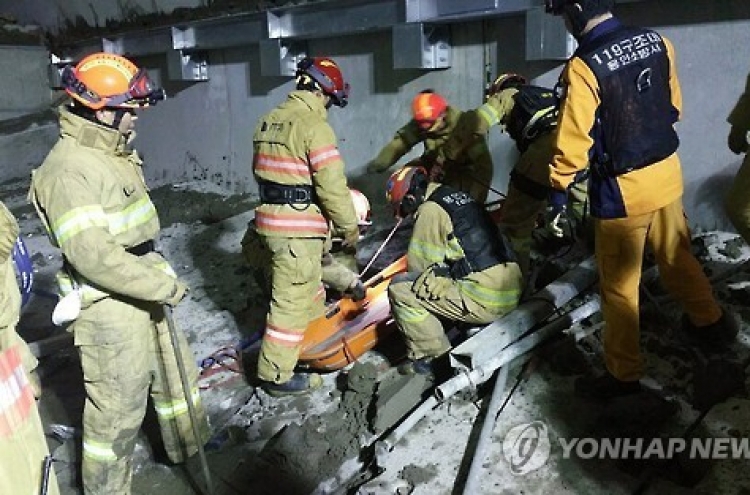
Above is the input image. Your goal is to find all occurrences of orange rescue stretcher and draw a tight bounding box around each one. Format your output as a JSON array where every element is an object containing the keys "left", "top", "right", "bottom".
[{"left": 298, "top": 255, "right": 407, "bottom": 371}]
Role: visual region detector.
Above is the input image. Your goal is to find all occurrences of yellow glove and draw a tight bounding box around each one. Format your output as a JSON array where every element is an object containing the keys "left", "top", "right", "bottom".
[
  {"left": 0, "top": 202, "right": 19, "bottom": 263},
  {"left": 413, "top": 265, "right": 452, "bottom": 301},
  {"left": 728, "top": 125, "right": 749, "bottom": 155},
  {"left": 164, "top": 279, "right": 189, "bottom": 306}
]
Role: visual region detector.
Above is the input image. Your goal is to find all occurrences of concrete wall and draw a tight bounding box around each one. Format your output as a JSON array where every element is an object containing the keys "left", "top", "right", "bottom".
[{"left": 0, "top": 0, "right": 749, "bottom": 232}]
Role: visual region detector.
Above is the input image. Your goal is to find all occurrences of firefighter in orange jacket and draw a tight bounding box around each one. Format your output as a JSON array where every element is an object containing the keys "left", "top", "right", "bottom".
[
  {"left": 253, "top": 57, "right": 360, "bottom": 396},
  {"left": 366, "top": 90, "right": 494, "bottom": 203},
  {"left": 0, "top": 201, "right": 60, "bottom": 495},
  {"left": 545, "top": 0, "right": 737, "bottom": 399}
]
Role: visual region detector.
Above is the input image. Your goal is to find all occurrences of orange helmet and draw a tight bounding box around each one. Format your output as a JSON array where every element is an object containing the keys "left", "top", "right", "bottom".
[
  {"left": 350, "top": 188, "right": 372, "bottom": 228},
  {"left": 485, "top": 73, "right": 527, "bottom": 101},
  {"left": 385, "top": 163, "right": 429, "bottom": 219},
  {"left": 411, "top": 90, "right": 448, "bottom": 130},
  {"left": 61, "top": 52, "right": 165, "bottom": 110},
  {"left": 296, "top": 56, "right": 350, "bottom": 108}
]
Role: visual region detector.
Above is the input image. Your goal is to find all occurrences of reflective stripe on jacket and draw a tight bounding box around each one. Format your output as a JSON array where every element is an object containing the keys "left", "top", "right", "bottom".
[
  {"left": 253, "top": 91, "right": 357, "bottom": 238},
  {"left": 0, "top": 345, "right": 35, "bottom": 438},
  {"left": 29, "top": 106, "right": 179, "bottom": 304}
]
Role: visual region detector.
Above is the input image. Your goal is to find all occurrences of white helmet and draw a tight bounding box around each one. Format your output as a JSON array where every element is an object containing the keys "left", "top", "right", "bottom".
[{"left": 350, "top": 189, "right": 372, "bottom": 229}]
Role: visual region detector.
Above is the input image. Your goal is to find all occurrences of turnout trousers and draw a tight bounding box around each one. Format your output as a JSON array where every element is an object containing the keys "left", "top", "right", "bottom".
[
  {"left": 595, "top": 198, "right": 722, "bottom": 381},
  {"left": 388, "top": 264, "right": 522, "bottom": 360},
  {"left": 73, "top": 297, "right": 208, "bottom": 495},
  {"left": 257, "top": 237, "right": 326, "bottom": 383}
]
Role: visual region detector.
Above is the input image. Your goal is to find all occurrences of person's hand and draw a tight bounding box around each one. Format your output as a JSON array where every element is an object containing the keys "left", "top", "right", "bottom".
[
  {"left": 164, "top": 279, "right": 189, "bottom": 306},
  {"left": 341, "top": 228, "right": 360, "bottom": 255},
  {"left": 728, "top": 125, "right": 749, "bottom": 155},
  {"left": 413, "top": 265, "right": 452, "bottom": 300},
  {"left": 545, "top": 189, "right": 569, "bottom": 239},
  {"left": 366, "top": 159, "right": 390, "bottom": 174}
]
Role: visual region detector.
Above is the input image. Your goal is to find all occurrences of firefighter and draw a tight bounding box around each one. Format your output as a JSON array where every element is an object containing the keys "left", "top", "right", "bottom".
[
  {"left": 385, "top": 165, "right": 523, "bottom": 376},
  {"left": 724, "top": 70, "right": 750, "bottom": 245},
  {"left": 29, "top": 52, "right": 208, "bottom": 494},
  {"left": 0, "top": 201, "right": 60, "bottom": 495},
  {"left": 366, "top": 90, "right": 494, "bottom": 203},
  {"left": 252, "top": 56, "right": 360, "bottom": 396},
  {"left": 241, "top": 188, "right": 370, "bottom": 303},
  {"left": 439, "top": 73, "right": 590, "bottom": 276},
  {"left": 544, "top": 0, "right": 738, "bottom": 400}
]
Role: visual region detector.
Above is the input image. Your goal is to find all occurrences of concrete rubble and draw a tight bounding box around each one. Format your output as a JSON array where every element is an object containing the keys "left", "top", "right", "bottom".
[{"left": 3, "top": 176, "right": 749, "bottom": 495}]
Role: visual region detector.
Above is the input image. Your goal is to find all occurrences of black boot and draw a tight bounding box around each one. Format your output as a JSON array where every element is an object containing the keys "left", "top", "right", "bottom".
[
  {"left": 262, "top": 372, "right": 323, "bottom": 397},
  {"left": 681, "top": 310, "right": 739, "bottom": 351}
]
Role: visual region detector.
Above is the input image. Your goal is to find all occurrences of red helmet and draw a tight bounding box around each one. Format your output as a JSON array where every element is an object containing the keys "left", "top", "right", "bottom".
[
  {"left": 350, "top": 188, "right": 372, "bottom": 229},
  {"left": 296, "top": 56, "right": 350, "bottom": 108},
  {"left": 485, "top": 73, "right": 527, "bottom": 100},
  {"left": 411, "top": 90, "right": 448, "bottom": 130},
  {"left": 61, "top": 52, "right": 165, "bottom": 110},
  {"left": 385, "top": 163, "right": 429, "bottom": 219}
]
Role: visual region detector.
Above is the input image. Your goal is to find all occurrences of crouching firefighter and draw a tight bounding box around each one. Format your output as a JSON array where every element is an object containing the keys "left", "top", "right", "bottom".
[
  {"left": 29, "top": 52, "right": 209, "bottom": 495},
  {"left": 385, "top": 164, "right": 524, "bottom": 378}
]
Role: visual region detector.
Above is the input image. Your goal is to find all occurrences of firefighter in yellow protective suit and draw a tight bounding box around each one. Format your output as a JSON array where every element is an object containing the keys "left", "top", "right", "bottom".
[
  {"left": 545, "top": 0, "right": 737, "bottom": 400},
  {"left": 241, "top": 188, "right": 370, "bottom": 302},
  {"left": 439, "top": 73, "right": 589, "bottom": 276},
  {"left": 0, "top": 201, "right": 60, "bottom": 495},
  {"left": 385, "top": 165, "right": 523, "bottom": 376},
  {"left": 366, "top": 90, "right": 494, "bottom": 203},
  {"left": 252, "top": 56, "right": 360, "bottom": 396},
  {"left": 724, "top": 70, "right": 750, "bottom": 244},
  {"left": 29, "top": 53, "right": 208, "bottom": 495}
]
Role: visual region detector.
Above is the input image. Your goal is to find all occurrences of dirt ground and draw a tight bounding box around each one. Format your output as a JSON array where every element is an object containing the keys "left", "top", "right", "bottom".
[{"left": 4, "top": 175, "right": 750, "bottom": 495}]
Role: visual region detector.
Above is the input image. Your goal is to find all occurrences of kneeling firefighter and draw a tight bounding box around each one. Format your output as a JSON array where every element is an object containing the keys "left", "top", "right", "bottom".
[{"left": 385, "top": 164, "right": 524, "bottom": 377}]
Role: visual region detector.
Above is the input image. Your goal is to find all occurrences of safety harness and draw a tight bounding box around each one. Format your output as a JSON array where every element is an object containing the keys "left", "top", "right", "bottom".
[
  {"left": 258, "top": 181, "right": 316, "bottom": 205},
  {"left": 429, "top": 185, "right": 516, "bottom": 279}
]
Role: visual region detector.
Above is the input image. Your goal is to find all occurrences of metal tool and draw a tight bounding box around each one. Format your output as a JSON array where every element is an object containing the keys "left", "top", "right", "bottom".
[
  {"left": 359, "top": 217, "right": 403, "bottom": 277},
  {"left": 163, "top": 305, "right": 215, "bottom": 495}
]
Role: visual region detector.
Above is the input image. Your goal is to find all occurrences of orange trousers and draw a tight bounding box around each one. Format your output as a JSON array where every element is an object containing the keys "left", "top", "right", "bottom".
[{"left": 595, "top": 198, "right": 721, "bottom": 381}]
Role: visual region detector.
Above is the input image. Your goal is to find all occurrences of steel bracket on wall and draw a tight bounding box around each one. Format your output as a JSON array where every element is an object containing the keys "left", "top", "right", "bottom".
[
  {"left": 525, "top": 6, "right": 576, "bottom": 61},
  {"left": 166, "top": 49, "right": 209, "bottom": 81},
  {"left": 259, "top": 38, "right": 307, "bottom": 77},
  {"left": 393, "top": 22, "right": 451, "bottom": 69}
]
